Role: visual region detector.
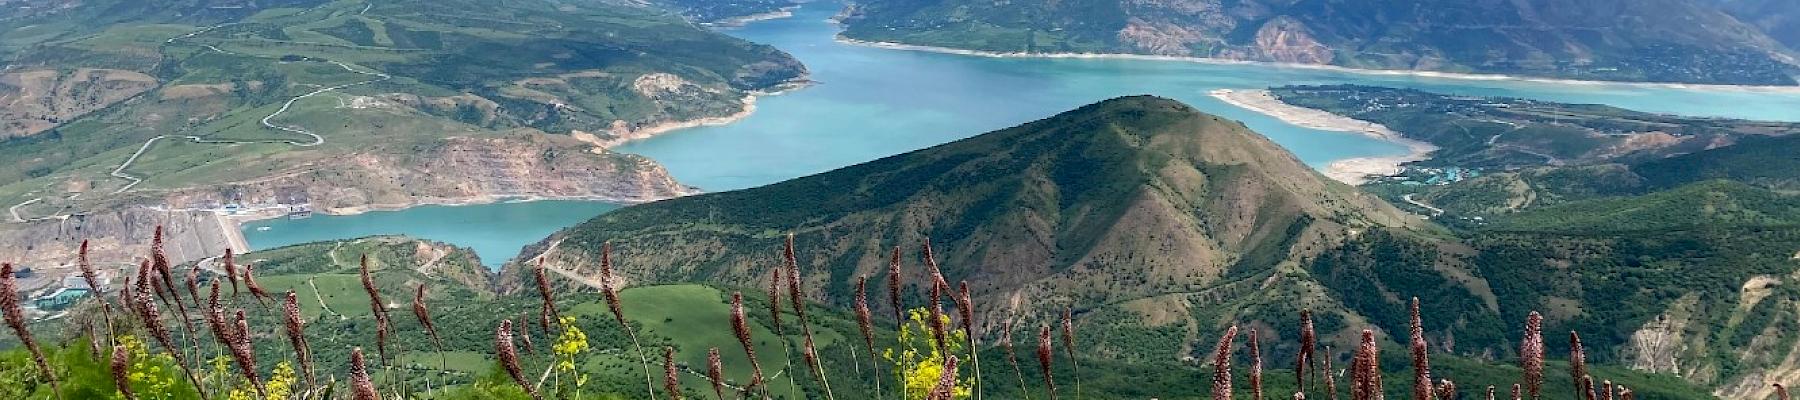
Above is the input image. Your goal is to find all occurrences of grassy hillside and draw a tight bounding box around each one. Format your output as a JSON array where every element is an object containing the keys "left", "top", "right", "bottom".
[
  {"left": 1362, "top": 132, "right": 1800, "bottom": 220},
  {"left": 1482, "top": 180, "right": 1800, "bottom": 233},
  {"left": 512, "top": 96, "right": 1423, "bottom": 333},
  {"left": 1635, "top": 134, "right": 1800, "bottom": 192},
  {"left": 1273, "top": 85, "right": 1800, "bottom": 171}
]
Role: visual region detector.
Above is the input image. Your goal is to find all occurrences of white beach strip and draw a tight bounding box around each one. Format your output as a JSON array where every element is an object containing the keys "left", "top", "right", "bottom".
[
  {"left": 1209, "top": 89, "right": 1437, "bottom": 185},
  {"left": 836, "top": 37, "right": 1800, "bottom": 94}
]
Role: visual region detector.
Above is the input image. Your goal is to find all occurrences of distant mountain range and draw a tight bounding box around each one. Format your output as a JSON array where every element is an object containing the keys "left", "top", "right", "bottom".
[
  {"left": 838, "top": 0, "right": 1800, "bottom": 85},
  {"left": 1710, "top": 0, "right": 1800, "bottom": 50}
]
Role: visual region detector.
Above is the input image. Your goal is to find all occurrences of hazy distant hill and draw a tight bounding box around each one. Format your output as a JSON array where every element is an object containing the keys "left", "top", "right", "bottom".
[
  {"left": 839, "top": 0, "right": 1800, "bottom": 85},
  {"left": 1710, "top": 0, "right": 1800, "bottom": 50}
]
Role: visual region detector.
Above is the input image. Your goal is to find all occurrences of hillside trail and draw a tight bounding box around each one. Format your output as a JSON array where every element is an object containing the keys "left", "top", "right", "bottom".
[{"left": 8, "top": 6, "right": 394, "bottom": 221}]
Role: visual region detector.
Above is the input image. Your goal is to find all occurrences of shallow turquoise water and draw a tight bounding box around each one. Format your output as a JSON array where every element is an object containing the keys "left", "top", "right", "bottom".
[
  {"left": 240, "top": 201, "right": 620, "bottom": 266},
  {"left": 616, "top": 2, "right": 1800, "bottom": 192},
  {"left": 246, "top": 1, "right": 1800, "bottom": 267}
]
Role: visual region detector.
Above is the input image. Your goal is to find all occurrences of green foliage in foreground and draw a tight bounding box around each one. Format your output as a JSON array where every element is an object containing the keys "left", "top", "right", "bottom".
[{"left": 2, "top": 281, "right": 1720, "bottom": 399}]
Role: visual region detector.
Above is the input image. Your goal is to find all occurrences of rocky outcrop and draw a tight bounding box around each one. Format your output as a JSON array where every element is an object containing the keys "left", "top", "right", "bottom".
[
  {"left": 0, "top": 129, "right": 696, "bottom": 272},
  {"left": 0, "top": 207, "right": 239, "bottom": 273},
  {"left": 151, "top": 130, "right": 699, "bottom": 215},
  {"left": 1249, "top": 17, "right": 1332, "bottom": 65},
  {"left": 1622, "top": 271, "right": 1800, "bottom": 400}
]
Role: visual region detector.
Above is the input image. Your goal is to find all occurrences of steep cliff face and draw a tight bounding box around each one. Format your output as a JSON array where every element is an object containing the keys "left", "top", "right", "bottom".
[
  {"left": 0, "top": 208, "right": 239, "bottom": 273},
  {"left": 0, "top": 129, "right": 696, "bottom": 270},
  {"left": 149, "top": 131, "right": 699, "bottom": 215}
]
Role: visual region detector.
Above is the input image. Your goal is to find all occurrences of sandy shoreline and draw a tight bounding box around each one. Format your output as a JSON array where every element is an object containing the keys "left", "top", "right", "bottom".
[
  {"left": 1210, "top": 89, "right": 1437, "bottom": 185},
  {"left": 836, "top": 37, "right": 1800, "bottom": 94},
  {"left": 227, "top": 192, "right": 683, "bottom": 225},
  {"left": 590, "top": 79, "right": 815, "bottom": 149},
  {"left": 702, "top": 6, "right": 799, "bottom": 28},
  {"left": 592, "top": 95, "right": 762, "bottom": 149}
]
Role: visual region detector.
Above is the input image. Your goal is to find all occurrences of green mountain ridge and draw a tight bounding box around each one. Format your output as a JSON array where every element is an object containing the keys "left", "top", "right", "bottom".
[
  {"left": 503, "top": 96, "right": 1800, "bottom": 398},
  {"left": 507, "top": 95, "right": 1424, "bottom": 316}
]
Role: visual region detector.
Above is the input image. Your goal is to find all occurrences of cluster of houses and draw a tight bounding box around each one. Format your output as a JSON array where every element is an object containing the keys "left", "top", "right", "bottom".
[
  {"left": 1380, "top": 166, "right": 1479, "bottom": 186},
  {"left": 8, "top": 265, "right": 118, "bottom": 321}
]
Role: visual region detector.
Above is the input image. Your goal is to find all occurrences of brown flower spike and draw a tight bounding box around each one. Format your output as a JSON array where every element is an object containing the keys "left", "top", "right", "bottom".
[
  {"left": 1002, "top": 319, "right": 1030, "bottom": 397},
  {"left": 1061, "top": 306, "right": 1082, "bottom": 398},
  {"left": 228, "top": 309, "right": 264, "bottom": 397},
  {"left": 77, "top": 241, "right": 116, "bottom": 337},
  {"left": 1038, "top": 324, "right": 1057, "bottom": 400},
  {"left": 855, "top": 276, "right": 884, "bottom": 397},
  {"left": 1211, "top": 326, "right": 1238, "bottom": 400},
  {"left": 1521, "top": 312, "right": 1545, "bottom": 400},
  {"left": 887, "top": 246, "right": 904, "bottom": 323},
  {"left": 1250, "top": 327, "right": 1265, "bottom": 400},
  {"left": 534, "top": 259, "right": 558, "bottom": 336},
  {"left": 1352, "top": 330, "right": 1382, "bottom": 400},
  {"left": 730, "top": 293, "right": 766, "bottom": 393},
  {"left": 707, "top": 347, "right": 726, "bottom": 400},
  {"left": 112, "top": 345, "right": 135, "bottom": 400},
  {"left": 1, "top": 263, "right": 61, "bottom": 398},
  {"left": 359, "top": 254, "right": 392, "bottom": 361},
  {"left": 666, "top": 346, "right": 684, "bottom": 400},
  {"left": 241, "top": 262, "right": 271, "bottom": 305},
  {"left": 600, "top": 242, "right": 660, "bottom": 400},
  {"left": 1324, "top": 346, "right": 1338, "bottom": 400},
  {"left": 222, "top": 248, "right": 241, "bottom": 296},
  {"left": 768, "top": 262, "right": 784, "bottom": 336},
  {"left": 928, "top": 356, "right": 961, "bottom": 400},
  {"left": 350, "top": 348, "right": 379, "bottom": 400},
  {"left": 496, "top": 320, "right": 542, "bottom": 400},
  {"left": 1411, "top": 298, "right": 1432, "bottom": 400},
  {"left": 413, "top": 284, "right": 445, "bottom": 355},
  {"left": 282, "top": 291, "right": 316, "bottom": 387},
  {"left": 1570, "top": 331, "right": 1588, "bottom": 400}
]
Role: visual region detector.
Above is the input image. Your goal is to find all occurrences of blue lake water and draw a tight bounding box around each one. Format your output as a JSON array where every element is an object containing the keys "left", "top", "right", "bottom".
[
  {"left": 245, "top": 1, "right": 1800, "bottom": 267},
  {"left": 240, "top": 201, "right": 620, "bottom": 266}
]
